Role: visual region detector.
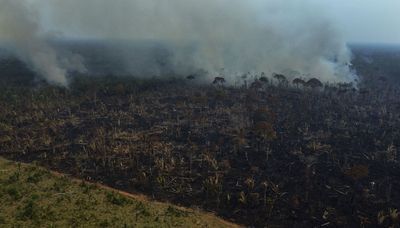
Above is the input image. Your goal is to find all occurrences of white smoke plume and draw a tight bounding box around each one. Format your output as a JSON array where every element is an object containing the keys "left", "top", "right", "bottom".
[
  {"left": 0, "top": 0, "right": 85, "bottom": 86},
  {"left": 1, "top": 0, "right": 357, "bottom": 85}
]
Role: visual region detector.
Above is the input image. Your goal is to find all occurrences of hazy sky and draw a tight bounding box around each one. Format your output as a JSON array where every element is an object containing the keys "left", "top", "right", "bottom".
[
  {"left": 321, "top": 0, "right": 400, "bottom": 44},
  {"left": 34, "top": 0, "right": 400, "bottom": 44}
]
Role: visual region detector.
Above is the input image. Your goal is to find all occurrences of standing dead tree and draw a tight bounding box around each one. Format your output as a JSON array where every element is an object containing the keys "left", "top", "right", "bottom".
[
  {"left": 305, "top": 78, "right": 323, "bottom": 89},
  {"left": 292, "top": 78, "right": 306, "bottom": 88},
  {"left": 273, "top": 73, "right": 288, "bottom": 87}
]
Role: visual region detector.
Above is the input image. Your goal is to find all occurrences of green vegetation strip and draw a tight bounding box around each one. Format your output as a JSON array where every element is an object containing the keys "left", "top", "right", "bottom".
[{"left": 0, "top": 157, "right": 237, "bottom": 228}]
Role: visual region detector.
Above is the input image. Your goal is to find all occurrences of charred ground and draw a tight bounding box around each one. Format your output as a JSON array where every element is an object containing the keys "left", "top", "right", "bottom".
[{"left": 0, "top": 46, "right": 400, "bottom": 227}]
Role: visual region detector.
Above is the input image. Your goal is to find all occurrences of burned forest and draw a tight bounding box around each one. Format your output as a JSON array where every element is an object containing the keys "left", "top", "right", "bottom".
[{"left": 1, "top": 45, "right": 400, "bottom": 227}]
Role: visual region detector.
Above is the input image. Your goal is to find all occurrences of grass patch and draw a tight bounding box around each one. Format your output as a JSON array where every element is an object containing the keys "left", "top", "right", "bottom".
[
  {"left": 7, "top": 187, "right": 22, "bottom": 200},
  {"left": 106, "top": 191, "right": 131, "bottom": 206},
  {"left": 0, "top": 157, "right": 236, "bottom": 227}
]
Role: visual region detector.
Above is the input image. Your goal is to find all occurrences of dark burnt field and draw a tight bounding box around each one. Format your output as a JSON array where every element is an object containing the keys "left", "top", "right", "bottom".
[{"left": 1, "top": 46, "right": 400, "bottom": 227}]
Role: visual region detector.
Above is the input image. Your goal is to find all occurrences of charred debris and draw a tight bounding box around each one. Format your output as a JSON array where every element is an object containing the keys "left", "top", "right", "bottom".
[{"left": 0, "top": 72, "right": 399, "bottom": 227}]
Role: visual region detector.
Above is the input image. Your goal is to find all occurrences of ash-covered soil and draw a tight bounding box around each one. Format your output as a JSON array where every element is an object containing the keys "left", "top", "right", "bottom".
[{"left": 0, "top": 46, "right": 400, "bottom": 227}]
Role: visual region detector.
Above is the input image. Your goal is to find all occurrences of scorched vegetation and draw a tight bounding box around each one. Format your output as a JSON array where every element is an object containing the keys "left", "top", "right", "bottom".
[{"left": 1, "top": 57, "right": 400, "bottom": 227}]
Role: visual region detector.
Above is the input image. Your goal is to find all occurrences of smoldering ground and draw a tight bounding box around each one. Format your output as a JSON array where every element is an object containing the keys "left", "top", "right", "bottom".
[{"left": 0, "top": 0, "right": 357, "bottom": 86}]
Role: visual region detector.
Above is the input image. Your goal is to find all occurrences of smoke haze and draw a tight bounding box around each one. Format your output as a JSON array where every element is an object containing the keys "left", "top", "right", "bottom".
[
  {"left": 0, "top": 0, "right": 357, "bottom": 86},
  {"left": 0, "top": 0, "right": 86, "bottom": 86}
]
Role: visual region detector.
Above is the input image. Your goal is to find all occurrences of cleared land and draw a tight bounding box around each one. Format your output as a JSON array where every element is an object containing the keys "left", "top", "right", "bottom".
[{"left": 0, "top": 46, "right": 400, "bottom": 227}]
